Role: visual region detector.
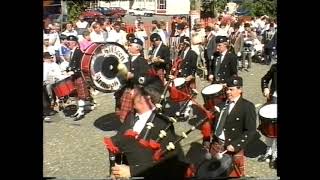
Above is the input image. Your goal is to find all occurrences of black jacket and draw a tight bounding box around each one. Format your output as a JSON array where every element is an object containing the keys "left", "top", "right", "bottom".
[
  {"left": 68, "top": 47, "right": 83, "bottom": 75},
  {"left": 261, "top": 63, "right": 277, "bottom": 97},
  {"left": 214, "top": 97, "right": 257, "bottom": 153},
  {"left": 111, "top": 111, "right": 187, "bottom": 179},
  {"left": 208, "top": 51, "right": 238, "bottom": 83},
  {"left": 149, "top": 43, "right": 171, "bottom": 78},
  {"left": 178, "top": 48, "right": 198, "bottom": 77}
]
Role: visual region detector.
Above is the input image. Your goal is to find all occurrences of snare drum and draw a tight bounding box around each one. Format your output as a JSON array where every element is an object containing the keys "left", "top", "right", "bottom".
[
  {"left": 201, "top": 84, "right": 226, "bottom": 111},
  {"left": 52, "top": 76, "right": 76, "bottom": 98},
  {"left": 173, "top": 78, "right": 188, "bottom": 92},
  {"left": 258, "top": 104, "right": 277, "bottom": 138}
]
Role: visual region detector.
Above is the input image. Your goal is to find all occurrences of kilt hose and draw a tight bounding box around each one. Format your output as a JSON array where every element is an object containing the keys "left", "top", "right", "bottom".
[
  {"left": 228, "top": 150, "right": 245, "bottom": 178},
  {"left": 116, "top": 88, "right": 134, "bottom": 123},
  {"left": 73, "top": 76, "right": 91, "bottom": 100}
]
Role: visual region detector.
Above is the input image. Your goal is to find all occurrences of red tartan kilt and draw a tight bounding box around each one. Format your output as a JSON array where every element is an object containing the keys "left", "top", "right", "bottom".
[
  {"left": 117, "top": 89, "right": 134, "bottom": 122},
  {"left": 73, "top": 76, "right": 90, "bottom": 100},
  {"left": 228, "top": 150, "right": 245, "bottom": 178}
]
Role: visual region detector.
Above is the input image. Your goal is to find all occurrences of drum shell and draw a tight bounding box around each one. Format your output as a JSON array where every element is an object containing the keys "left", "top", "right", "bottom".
[
  {"left": 258, "top": 115, "right": 277, "bottom": 138},
  {"left": 52, "top": 76, "right": 76, "bottom": 97},
  {"left": 201, "top": 84, "right": 226, "bottom": 111},
  {"left": 81, "top": 43, "right": 103, "bottom": 89}
]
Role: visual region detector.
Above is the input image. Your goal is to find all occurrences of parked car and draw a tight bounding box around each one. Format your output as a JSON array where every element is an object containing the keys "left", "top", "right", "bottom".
[
  {"left": 95, "top": 7, "right": 113, "bottom": 16},
  {"left": 128, "top": 8, "right": 155, "bottom": 16},
  {"left": 81, "top": 10, "right": 103, "bottom": 18},
  {"left": 108, "top": 7, "right": 127, "bottom": 17}
]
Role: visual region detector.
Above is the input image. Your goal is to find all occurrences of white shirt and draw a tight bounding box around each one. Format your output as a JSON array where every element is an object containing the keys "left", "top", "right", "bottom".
[
  {"left": 216, "top": 95, "right": 240, "bottom": 140},
  {"left": 133, "top": 110, "right": 153, "bottom": 134},
  {"left": 90, "top": 31, "right": 105, "bottom": 43},
  {"left": 220, "top": 50, "right": 227, "bottom": 63},
  {"left": 76, "top": 20, "right": 88, "bottom": 29},
  {"left": 107, "top": 30, "right": 127, "bottom": 46}
]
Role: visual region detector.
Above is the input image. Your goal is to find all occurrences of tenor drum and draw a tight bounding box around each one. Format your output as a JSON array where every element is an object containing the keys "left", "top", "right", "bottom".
[
  {"left": 201, "top": 84, "right": 226, "bottom": 111},
  {"left": 258, "top": 104, "right": 277, "bottom": 138},
  {"left": 52, "top": 76, "right": 75, "bottom": 98},
  {"left": 81, "top": 42, "right": 129, "bottom": 93}
]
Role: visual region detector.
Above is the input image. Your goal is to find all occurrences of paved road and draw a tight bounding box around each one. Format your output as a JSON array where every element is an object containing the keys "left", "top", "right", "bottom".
[{"left": 43, "top": 62, "right": 278, "bottom": 179}]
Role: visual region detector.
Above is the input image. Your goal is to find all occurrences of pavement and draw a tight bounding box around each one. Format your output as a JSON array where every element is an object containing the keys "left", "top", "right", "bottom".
[{"left": 43, "top": 61, "right": 278, "bottom": 179}]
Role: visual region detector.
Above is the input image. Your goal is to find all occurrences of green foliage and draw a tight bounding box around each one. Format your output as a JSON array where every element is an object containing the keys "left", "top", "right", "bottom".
[
  {"left": 201, "top": 0, "right": 277, "bottom": 18},
  {"left": 201, "top": 0, "right": 227, "bottom": 18},
  {"left": 242, "top": 0, "right": 277, "bottom": 18},
  {"left": 67, "top": 0, "right": 90, "bottom": 23}
]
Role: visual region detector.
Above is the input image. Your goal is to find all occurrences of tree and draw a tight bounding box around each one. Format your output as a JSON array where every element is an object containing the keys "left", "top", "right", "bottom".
[
  {"left": 67, "top": 0, "right": 90, "bottom": 23},
  {"left": 241, "top": 0, "right": 277, "bottom": 18},
  {"left": 201, "top": 0, "right": 228, "bottom": 18}
]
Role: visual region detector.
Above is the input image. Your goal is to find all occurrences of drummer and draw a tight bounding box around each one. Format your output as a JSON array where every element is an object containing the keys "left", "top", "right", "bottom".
[
  {"left": 212, "top": 75, "right": 258, "bottom": 177},
  {"left": 258, "top": 63, "right": 277, "bottom": 169},
  {"left": 66, "top": 35, "right": 95, "bottom": 121},
  {"left": 208, "top": 36, "right": 238, "bottom": 84},
  {"left": 175, "top": 36, "right": 198, "bottom": 90}
]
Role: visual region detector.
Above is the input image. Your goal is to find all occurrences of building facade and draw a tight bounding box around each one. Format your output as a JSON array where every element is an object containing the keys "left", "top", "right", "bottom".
[{"left": 98, "top": 0, "right": 190, "bottom": 15}]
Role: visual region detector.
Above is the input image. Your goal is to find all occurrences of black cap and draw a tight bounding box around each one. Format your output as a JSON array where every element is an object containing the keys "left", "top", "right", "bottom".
[
  {"left": 67, "top": 35, "right": 78, "bottom": 42},
  {"left": 226, "top": 76, "right": 243, "bottom": 87},
  {"left": 215, "top": 36, "right": 228, "bottom": 43},
  {"left": 129, "top": 38, "right": 143, "bottom": 46},
  {"left": 150, "top": 33, "right": 162, "bottom": 42},
  {"left": 179, "top": 36, "right": 190, "bottom": 45},
  {"left": 43, "top": 52, "right": 53, "bottom": 59}
]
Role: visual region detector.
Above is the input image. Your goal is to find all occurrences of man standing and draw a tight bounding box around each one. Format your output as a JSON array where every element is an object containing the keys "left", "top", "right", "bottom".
[
  {"left": 148, "top": 33, "right": 171, "bottom": 82},
  {"left": 208, "top": 36, "right": 237, "bottom": 84},
  {"left": 213, "top": 76, "right": 257, "bottom": 177},
  {"left": 115, "top": 38, "right": 150, "bottom": 123},
  {"left": 258, "top": 63, "right": 277, "bottom": 169},
  {"left": 66, "top": 35, "right": 94, "bottom": 121}
]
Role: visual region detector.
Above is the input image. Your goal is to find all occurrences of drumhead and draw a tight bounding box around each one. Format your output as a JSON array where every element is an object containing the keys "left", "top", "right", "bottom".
[
  {"left": 202, "top": 84, "right": 223, "bottom": 95},
  {"left": 259, "top": 104, "right": 277, "bottom": 119},
  {"left": 173, "top": 77, "right": 185, "bottom": 87},
  {"left": 82, "top": 42, "right": 129, "bottom": 93}
]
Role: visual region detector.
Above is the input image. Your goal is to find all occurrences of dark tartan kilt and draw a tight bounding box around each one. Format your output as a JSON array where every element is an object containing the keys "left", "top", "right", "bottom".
[
  {"left": 116, "top": 88, "right": 134, "bottom": 122},
  {"left": 228, "top": 150, "right": 245, "bottom": 178},
  {"left": 73, "top": 76, "right": 90, "bottom": 100}
]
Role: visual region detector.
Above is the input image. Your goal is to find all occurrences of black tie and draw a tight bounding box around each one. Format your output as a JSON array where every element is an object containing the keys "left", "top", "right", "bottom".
[{"left": 214, "top": 102, "right": 230, "bottom": 137}]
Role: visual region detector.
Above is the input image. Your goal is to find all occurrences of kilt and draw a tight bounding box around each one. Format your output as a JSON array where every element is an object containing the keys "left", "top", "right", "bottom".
[
  {"left": 116, "top": 88, "right": 134, "bottom": 122},
  {"left": 73, "top": 76, "right": 90, "bottom": 100},
  {"left": 228, "top": 150, "right": 245, "bottom": 178}
]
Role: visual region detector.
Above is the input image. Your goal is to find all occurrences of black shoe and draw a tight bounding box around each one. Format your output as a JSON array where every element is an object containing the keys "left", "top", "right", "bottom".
[
  {"left": 44, "top": 110, "right": 58, "bottom": 116},
  {"left": 244, "top": 68, "right": 249, "bottom": 72},
  {"left": 73, "top": 114, "right": 85, "bottom": 121},
  {"left": 258, "top": 154, "right": 271, "bottom": 162},
  {"left": 269, "top": 158, "right": 276, "bottom": 169}
]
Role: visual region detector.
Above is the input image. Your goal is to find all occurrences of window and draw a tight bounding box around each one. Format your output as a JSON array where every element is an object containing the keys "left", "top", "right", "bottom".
[{"left": 157, "top": 0, "right": 166, "bottom": 9}]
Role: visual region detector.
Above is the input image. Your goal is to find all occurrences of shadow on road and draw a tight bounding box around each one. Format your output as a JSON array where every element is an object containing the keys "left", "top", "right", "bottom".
[{"left": 93, "top": 113, "right": 122, "bottom": 131}]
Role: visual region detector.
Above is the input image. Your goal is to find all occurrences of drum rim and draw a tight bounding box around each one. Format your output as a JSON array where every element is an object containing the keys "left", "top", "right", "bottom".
[
  {"left": 173, "top": 77, "right": 186, "bottom": 87},
  {"left": 81, "top": 42, "right": 129, "bottom": 93},
  {"left": 202, "top": 84, "right": 223, "bottom": 95},
  {"left": 259, "top": 104, "right": 277, "bottom": 119}
]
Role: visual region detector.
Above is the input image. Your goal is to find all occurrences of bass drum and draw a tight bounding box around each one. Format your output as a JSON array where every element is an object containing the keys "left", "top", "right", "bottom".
[{"left": 81, "top": 42, "right": 130, "bottom": 93}]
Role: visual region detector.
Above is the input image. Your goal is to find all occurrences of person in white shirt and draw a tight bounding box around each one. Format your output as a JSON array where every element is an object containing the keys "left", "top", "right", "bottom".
[
  {"left": 134, "top": 22, "right": 148, "bottom": 48},
  {"left": 107, "top": 22, "right": 127, "bottom": 46},
  {"left": 90, "top": 23, "right": 106, "bottom": 43},
  {"left": 62, "top": 22, "right": 78, "bottom": 37}
]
